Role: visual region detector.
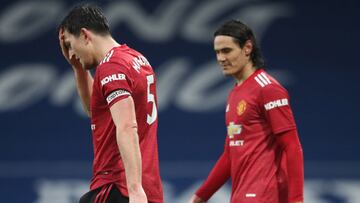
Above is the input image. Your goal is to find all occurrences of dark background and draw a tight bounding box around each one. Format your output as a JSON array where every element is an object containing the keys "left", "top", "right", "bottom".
[{"left": 0, "top": 0, "right": 359, "bottom": 202}]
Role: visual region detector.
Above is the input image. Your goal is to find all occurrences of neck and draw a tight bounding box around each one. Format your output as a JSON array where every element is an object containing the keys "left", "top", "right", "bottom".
[
  {"left": 234, "top": 62, "right": 257, "bottom": 85},
  {"left": 92, "top": 35, "right": 120, "bottom": 64}
]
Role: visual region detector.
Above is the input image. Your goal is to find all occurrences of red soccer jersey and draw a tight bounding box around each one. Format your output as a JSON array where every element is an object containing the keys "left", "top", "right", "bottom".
[
  {"left": 89, "top": 45, "right": 163, "bottom": 203},
  {"left": 225, "top": 69, "right": 296, "bottom": 203}
]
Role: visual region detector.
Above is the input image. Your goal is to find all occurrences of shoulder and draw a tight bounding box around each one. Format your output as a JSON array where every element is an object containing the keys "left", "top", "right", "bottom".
[
  {"left": 98, "top": 45, "right": 150, "bottom": 74},
  {"left": 99, "top": 48, "right": 127, "bottom": 68},
  {"left": 251, "top": 71, "right": 290, "bottom": 102},
  {"left": 96, "top": 51, "right": 132, "bottom": 79},
  {"left": 251, "top": 70, "right": 285, "bottom": 90},
  {"left": 252, "top": 70, "right": 280, "bottom": 88},
  {"left": 94, "top": 52, "right": 131, "bottom": 85}
]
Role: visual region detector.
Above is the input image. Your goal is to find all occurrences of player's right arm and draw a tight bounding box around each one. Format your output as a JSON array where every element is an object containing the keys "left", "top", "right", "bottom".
[
  {"left": 58, "top": 28, "right": 93, "bottom": 117},
  {"left": 71, "top": 68, "right": 93, "bottom": 117},
  {"left": 189, "top": 137, "right": 231, "bottom": 203}
]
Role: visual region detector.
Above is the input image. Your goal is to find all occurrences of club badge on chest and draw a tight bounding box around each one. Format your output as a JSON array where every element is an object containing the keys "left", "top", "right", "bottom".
[{"left": 237, "top": 100, "right": 247, "bottom": 116}]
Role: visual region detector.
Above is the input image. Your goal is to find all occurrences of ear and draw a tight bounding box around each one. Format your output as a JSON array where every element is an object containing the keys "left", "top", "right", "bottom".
[
  {"left": 243, "top": 40, "right": 253, "bottom": 56},
  {"left": 80, "top": 28, "right": 92, "bottom": 44}
]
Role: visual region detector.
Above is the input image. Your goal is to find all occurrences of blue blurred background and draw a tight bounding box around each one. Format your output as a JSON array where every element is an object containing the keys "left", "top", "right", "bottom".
[{"left": 1, "top": 0, "right": 360, "bottom": 202}]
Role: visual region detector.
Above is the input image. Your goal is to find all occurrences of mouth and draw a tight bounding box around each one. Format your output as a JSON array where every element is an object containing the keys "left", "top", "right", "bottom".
[{"left": 221, "top": 64, "right": 230, "bottom": 69}]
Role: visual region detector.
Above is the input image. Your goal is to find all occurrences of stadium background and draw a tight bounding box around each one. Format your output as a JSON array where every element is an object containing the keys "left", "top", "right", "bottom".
[{"left": 1, "top": 0, "right": 359, "bottom": 202}]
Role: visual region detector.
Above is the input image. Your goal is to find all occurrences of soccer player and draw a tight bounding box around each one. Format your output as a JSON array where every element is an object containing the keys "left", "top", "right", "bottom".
[
  {"left": 188, "top": 20, "right": 304, "bottom": 203},
  {"left": 58, "top": 4, "right": 163, "bottom": 203}
]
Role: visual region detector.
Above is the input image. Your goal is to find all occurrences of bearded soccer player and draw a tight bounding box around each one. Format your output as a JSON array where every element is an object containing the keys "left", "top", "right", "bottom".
[
  {"left": 58, "top": 4, "right": 163, "bottom": 203},
  {"left": 188, "top": 20, "right": 304, "bottom": 203}
]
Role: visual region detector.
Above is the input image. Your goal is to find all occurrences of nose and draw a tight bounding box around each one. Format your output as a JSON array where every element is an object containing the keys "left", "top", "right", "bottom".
[{"left": 217, "top": 53, "right": 226, "bottom": 63}]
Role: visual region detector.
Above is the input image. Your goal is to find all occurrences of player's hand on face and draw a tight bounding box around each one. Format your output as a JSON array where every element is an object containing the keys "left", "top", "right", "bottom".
[
  {"left": 188, "top": 195, "right": 205, "bottom": 203},
  {"left": 129, "top": 186, "right": 148, "bottom": 203},
  {"left": 58, "top": 28, "right": 83, "bottom": 70}
]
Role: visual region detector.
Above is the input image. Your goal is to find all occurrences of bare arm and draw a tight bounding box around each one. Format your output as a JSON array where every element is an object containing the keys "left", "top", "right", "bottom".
[
  {"left": 110, "top": 96, "right": 147, "bottom": 203},
  {"left": 73, "top": 69, "right": 93, "bottom": 116},
  {"left": 58, "top": 28, "right": 93, "bottom": 117}
]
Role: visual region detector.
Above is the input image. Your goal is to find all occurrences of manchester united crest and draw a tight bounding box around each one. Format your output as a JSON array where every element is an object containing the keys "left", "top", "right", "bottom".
[{"left": 237, "top": 100, "right": 247, "bottom": 116}]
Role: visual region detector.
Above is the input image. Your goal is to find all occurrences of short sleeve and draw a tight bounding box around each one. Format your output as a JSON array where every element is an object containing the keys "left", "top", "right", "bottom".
[
  {"left": 260, "top": 84, "right": 296, "bottom": 134},
  {"left": 98, "top": 62, "right": 133, "bottom": 106}
]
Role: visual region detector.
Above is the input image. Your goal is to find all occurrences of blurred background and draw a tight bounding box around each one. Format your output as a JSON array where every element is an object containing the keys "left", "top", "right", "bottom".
[{"left": 1, "top": 0, "right": 360, "bottom": 202}]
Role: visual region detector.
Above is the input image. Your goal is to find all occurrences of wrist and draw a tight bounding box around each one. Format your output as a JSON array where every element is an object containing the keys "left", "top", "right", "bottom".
[
  {"left": 191, "top": 194, "right": 206, "bottom": 203},
  {"left": 73, "top": 66, "right": 85, "bottom": 73},
  {"left": 73, "top": 67, "right": 89, "bottom": 78},
  {"left": 127, "top": 182, "right": 143, "bottom": 194}
]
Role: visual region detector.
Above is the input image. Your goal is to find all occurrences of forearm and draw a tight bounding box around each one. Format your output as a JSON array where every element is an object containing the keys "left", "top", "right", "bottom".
[
  {"left": 277, "top": 130, "right": 304, "bottom": 203},
  {"left": 286, "top": 140, "right": 304, "bottom": 203},
  {"left": 196, "top": 151, "right": 231, "bottom": 201},
  {"left": 73, "top": 68, "right": 93, "bottom": 117},
  {"left": 59, "top": 28, "right": 93, "bottom": 116},
  {"left": 116, "top": 127, "right": 143, "bottom": 193}
]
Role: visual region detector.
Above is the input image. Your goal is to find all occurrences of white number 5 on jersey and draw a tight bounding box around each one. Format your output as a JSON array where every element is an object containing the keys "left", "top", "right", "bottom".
[{"left": 146, "top": 75, "right": 157, "bottom": 125}]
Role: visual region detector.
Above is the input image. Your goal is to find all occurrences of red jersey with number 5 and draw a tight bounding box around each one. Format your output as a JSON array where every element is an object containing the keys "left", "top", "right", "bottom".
[{"left": 90, "top": 45, "right": 163, "bottom": 203}]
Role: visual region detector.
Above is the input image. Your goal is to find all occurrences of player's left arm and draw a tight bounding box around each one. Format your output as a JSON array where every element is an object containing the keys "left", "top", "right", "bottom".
[
  {"left": 110, "top": 96, "right": 147, "bottom": 202},
  {"left": 261, "top": 84, "right": 304, "bottom": 202},
  {"left": 276, "top": 129, "right": 304, "bottom": 203}
]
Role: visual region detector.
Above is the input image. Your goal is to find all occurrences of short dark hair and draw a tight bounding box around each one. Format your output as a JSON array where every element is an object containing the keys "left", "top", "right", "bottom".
[
  {"left": 214, "top": 20, "right": 265, "bottom": 68},
  {"left": 58, "top": 4, "right": 110, "bottom": 37}
]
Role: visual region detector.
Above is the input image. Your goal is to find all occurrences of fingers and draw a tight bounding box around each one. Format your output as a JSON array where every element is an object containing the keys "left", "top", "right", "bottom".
[
  {"left": 58, "top": 29, "right": 72, "bottom": 65},
  {"left": 58, "top": 27, "right": 65, "bottom": 43},
  {"left": 58, "top": 27, "right": 67, "bottom": 52},
  {"left": 58, "top": 30, "right": 65, "bottom": 50},
  {"left": 57, "top": 28, "right": 83, "bottom": 69},
  {"left": 59, "top": 39, "right": 68, "bottom": 58},
  {"left": 58, "top": 28, "right": 68, "bottom": 57}
]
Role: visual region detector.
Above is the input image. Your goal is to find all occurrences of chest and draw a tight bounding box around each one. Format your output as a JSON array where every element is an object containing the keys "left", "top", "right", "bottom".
[
  {"left": 225, "top": 88, "right": 271, "bottom": 149},
  {"left": 225, "top": 88, "right": 262, "bottom": 126}
]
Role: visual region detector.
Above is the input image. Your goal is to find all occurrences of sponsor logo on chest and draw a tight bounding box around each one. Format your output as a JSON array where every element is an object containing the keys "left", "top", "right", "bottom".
[
  {"left": 229, "top": 140, "right": 244, "bottom": 146},
  {"left": 227, "top": 122, "right": 242, "bottom": 139},
  {"left": 264, "top": 98, "right": 288, "bottom": 110},
  {"left": 101, "top": 73, "right": 126, "bottom": 86},
  {"left": 227, "top": 122, "right": 245, "bottom": 147}
]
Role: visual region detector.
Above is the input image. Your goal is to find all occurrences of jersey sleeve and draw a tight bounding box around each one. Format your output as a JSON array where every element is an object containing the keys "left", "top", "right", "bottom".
[
  {"left": 98, "top": 62, "right": 133, "bottom": 107},
  {"left": 260, "top": 84, "right": 296, "bottom": 134},
  {"left": 276, "top": 129, "right": 304, "bottom": 202}
]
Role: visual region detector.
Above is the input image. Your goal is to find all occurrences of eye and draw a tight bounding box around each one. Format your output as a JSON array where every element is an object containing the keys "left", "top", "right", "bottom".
[
  {"left": 222, "top": 48, "right": 232, "bottom": 54},
  {"left": 64, "top": 41, "right": 71, "bottom": 49}
]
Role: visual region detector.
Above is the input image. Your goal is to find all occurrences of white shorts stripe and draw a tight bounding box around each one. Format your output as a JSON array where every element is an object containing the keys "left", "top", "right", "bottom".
[
  {"left": 260, "top": 72, "right": 272, "bottom": 84},
  {"left": 254, "top": 76, "right": 265, "bottom": 87}
]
